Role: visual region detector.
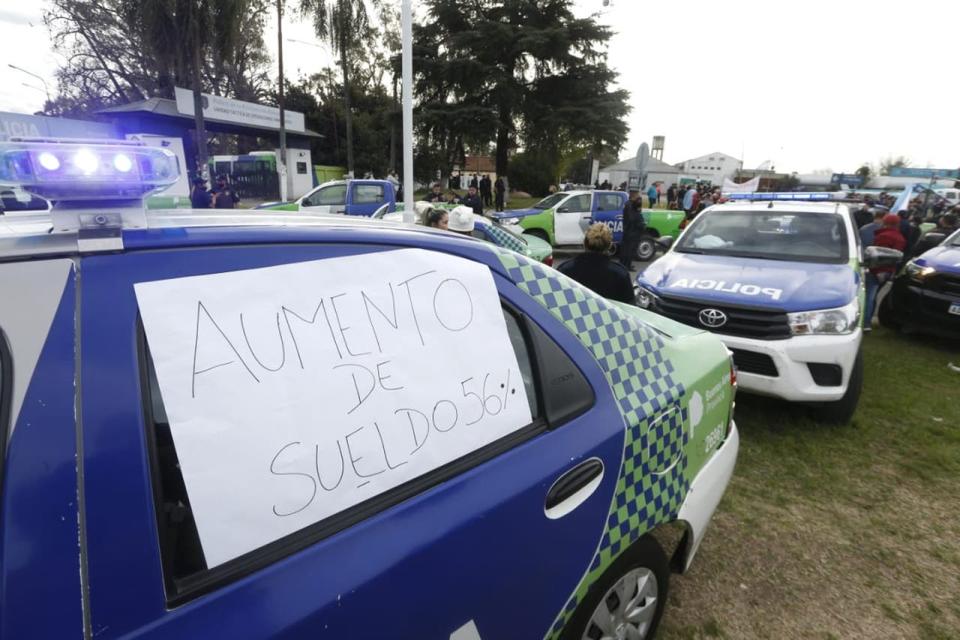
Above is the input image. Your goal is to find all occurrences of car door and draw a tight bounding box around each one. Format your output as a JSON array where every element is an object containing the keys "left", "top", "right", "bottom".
[
  {"left": 300, "top": 183, "right": 347, "bottom": 214},
  {"left": 591, "top": 192, "right": 627, "bottom": 243},
  {"left": 346, "top": 182, "right": 387, "bottom": 216},
  {"left": 554, "top": 193, "right": 593, "bottom": 245},
  {"left": 78, "top": 241, "right": 626, "bottom": 639}
]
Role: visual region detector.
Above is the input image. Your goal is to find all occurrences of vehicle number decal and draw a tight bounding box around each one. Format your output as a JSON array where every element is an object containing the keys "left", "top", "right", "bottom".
[{"left": 704, "top": 423, "right": 725, "bottom": 455}]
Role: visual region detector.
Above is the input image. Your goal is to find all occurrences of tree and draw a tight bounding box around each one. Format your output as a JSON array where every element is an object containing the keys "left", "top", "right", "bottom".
[
  {"left": 879, "top": 155, "right": 911, "bottom": 176},
  {"left": 299, "top": 0, "right": 380, "bottom": 177},
  {"left": 413, "top": 0, "right": 630, "bottom": 177},
  {"left": 855, "top": 164, "right": 872, "bottom": 184}
]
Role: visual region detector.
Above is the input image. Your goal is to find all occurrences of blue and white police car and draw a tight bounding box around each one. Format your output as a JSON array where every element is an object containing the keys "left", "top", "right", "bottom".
[
  {"left": 636, "top": 194, "right": 901, "bottom": 423},
  {"left": 0, "top": 138, "right": 739, "bottom": 640}
]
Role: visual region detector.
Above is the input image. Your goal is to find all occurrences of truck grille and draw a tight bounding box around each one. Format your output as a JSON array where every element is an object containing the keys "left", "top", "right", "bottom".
[
  {"left": 729, "top": 348, "right": 779, "bottom": 377},
  {"left": 935, "top": 274, "right": 960, "bottom": 298},
  {"left": 656, "top": 294, "right": 792, "bottom": 340}
]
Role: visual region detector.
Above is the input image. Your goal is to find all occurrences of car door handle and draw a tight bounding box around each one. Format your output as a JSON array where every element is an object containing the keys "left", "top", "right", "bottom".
[{"left": 544, "top": 458, "right": 604, "bottom": 520}]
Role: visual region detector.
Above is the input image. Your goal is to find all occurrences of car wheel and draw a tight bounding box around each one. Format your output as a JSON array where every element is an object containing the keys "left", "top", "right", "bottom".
[
  {"left": 635, "top": 236, "right": 656, "bottom": 262},
  {"left": 562, "top": 535, "right": 669, "bottom": 640},
  {"left": 811, "top": 350, "right": 863, "bottom": 424},
  {"left": 877, "top": 293, "right": 902, "bottom": 330}
]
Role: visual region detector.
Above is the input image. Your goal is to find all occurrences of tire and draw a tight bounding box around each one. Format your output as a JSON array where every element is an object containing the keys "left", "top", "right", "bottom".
[
  {"left": 811, "top": 350, "right": 863, "bottom": 424},
  {"left": 561, "top": 535, "right": 669, "bottom": 640},
  {"left": 877, "top": 292, "right": 902, "bottom": 330},
  {"left": 635, "top": 236, "right": 656, "bottom": 262}
]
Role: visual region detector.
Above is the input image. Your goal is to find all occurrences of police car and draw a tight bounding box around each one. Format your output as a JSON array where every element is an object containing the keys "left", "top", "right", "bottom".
[
  {"left": 879, "top": 228, "right": 960, "bottom": 338},
  {"left": 0, "top": 139, "right": 738, "bottom": 640},
  {"left": 636, "top": 194, "right": 901, "bottom": 423}
]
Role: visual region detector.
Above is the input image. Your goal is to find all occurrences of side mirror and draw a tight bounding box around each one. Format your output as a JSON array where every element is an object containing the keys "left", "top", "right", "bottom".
[
  {"left": 557, "top": 207, "right": 569, "bottom": 213},
  {"left": 863, "top": 245, "right": 903, "bottom": 268},
  {"left": 656, "top": 236, "right": 674, "bottom": 250}
]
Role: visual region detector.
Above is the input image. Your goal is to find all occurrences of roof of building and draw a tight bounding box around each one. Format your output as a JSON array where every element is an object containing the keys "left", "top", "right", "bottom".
[
  {"left": 97, "top": 98, "right": 323, "bottom": 139},
  {"left": 600, "top": 155, "right": 680, "bottom": 174}
]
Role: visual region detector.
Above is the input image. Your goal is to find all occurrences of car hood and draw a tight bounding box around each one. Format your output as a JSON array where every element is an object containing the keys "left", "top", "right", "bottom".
[
  {"left": 489, "top": 208, "right": 547, "bottom": 221},
  {"left": 915, "top": 243, "right": 960, "bottom": 275},
  {"left": 521, "top": 232, "right": 552, "bottom": 259},
  {"left": 255, "top": 200, "right": 295, "bottom": 210},
  {"left": 638, "top": 252, "right": 857, "bottom": 312}
]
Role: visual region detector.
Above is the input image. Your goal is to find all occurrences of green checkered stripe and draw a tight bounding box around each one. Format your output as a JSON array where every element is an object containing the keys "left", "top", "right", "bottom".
[
  {"left": 492, "top": 250, "right": 688, "bottom": 639},
  {"left": 481, "top": 220, "right": 529, "bottom": 254}
]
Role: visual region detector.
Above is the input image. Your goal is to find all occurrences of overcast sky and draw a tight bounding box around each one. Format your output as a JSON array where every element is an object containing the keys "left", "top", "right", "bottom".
[{"left": 1, "top": 0, "right": 958, "bottom": 173}]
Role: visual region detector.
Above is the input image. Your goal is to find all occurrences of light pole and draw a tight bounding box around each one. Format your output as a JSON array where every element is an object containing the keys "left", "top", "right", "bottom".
[
  {"left": 8, "top": 64, "right": 50, "bottom": 104},
  {"left": 401, "top": 0, "right": 414, "bottom": 222},
  {"left": 277, "top": 0, "right": 288, "bottom": 201}
]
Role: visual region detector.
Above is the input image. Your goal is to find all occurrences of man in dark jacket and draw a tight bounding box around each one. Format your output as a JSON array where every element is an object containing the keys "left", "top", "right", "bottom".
[
  {"left": 618, "top": 189, "right": 645, "bottom": 269},
  {"left": 494, "top": 176, "right": 506, "bottom": 212},
  {"left": 479, "top": 174, "right": 492, "bottom": 207},
  {"left": 559, "top": 223, "right": 635, "bottom": 303},
  {"left": 190, "top": 176, "right": 212, "bottom": 209},
  {"left": 461, "top": 185, "right": 483, "bottom": 215},
  {"left": 212, "top": 176, "right": 240, "bottom": 209}
]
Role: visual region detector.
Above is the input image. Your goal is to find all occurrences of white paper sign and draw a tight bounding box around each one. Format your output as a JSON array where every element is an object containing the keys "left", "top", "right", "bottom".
[{"left": 135, "top": 249, "right": 532, "bottom": 567}]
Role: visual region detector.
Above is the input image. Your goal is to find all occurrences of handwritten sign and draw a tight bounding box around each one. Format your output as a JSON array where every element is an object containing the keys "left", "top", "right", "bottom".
[{"left": 135, "top": 249, "right": 532, "bottom": 567}]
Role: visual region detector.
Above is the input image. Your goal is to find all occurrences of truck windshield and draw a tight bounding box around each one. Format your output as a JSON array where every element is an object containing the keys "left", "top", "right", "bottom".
[
  {"left": 676, "top": 210, "right": 849, "bottom": 263},
  {"left": 533, "top": 193, "right": 568, "bottom": 210}
]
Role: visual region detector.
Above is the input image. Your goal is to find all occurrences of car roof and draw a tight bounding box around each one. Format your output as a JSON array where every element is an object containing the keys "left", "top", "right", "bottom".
[
  {"left": 0, "top": 207, "right": 490, "bottom": 261},
  {"left": 707, "top": 201, "right": 850, "bottom": 215}
]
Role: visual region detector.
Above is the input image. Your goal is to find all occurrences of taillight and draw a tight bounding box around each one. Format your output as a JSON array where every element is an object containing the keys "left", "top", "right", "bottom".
[{"left": 544, "top": 255, "right": 554, "bottom": 267}]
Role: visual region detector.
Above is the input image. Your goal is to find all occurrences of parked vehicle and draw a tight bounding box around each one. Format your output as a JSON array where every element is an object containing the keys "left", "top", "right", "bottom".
[
  {"left": 490, "top": 191, "right": 683, "bottom": 260},
  {"left": 0, "top": 139, "right": 739, "bottom": 640},
  {"left": 257, "top": 179, "right": 396, "bottom": 216},
  {"left": 637, "top": 199, "right": 901, "bottom": 423},
  {"left": 879, "top": 229, "right": 960, "bottom": 338}
]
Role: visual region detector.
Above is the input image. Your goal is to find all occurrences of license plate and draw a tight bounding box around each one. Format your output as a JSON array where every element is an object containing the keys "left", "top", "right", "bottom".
[{"left": 950, "top": 303, "right": 960, "bottom": 316}]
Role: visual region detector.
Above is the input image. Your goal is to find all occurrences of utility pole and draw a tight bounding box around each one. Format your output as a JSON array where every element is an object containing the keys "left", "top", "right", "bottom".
[
  {"left": 401, "top": 0, "right": 414, "bottom": 222},
  {"left": 8, "top": 64, "right": 51, "bottom": 105},
  {"left": 277, "top": 0, "right": 288, "bottom": 201},
  {"left": 190, "top": 8, "right": 207, "bottom": 181}
]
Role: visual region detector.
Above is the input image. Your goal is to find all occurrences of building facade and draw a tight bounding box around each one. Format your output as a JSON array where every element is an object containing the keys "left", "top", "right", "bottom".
[{"left": 676, "top": 152, "right": 742, "bottom": 186}]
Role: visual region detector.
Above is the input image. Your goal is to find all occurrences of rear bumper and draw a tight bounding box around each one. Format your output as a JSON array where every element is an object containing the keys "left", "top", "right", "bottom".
[
  {"left": 674, "top": 421, "right": 739, "bottom": 573},
  {"left": 717, "top": 331, "right": 861, "bottom": 402}
]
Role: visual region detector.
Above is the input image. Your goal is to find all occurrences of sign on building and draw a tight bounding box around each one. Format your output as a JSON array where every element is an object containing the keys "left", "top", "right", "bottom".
[{"left": 174, "top": 87, "right": 306, "bottom": 134}]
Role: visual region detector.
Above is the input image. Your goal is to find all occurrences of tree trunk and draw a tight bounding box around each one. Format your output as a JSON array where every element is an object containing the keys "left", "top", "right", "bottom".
[
  {"left": 340, "top": 48, "right": 355, "bottom": 177},
  {"left": 388, "top": 76, "right": 398, "bottom": 173},
  {"left": 495, "top": 105, "right": 510, "bottom": 176}
]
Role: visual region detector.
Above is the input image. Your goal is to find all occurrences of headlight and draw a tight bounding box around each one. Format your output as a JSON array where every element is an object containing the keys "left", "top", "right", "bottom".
[
  {"left": 904, "top": 260, "right": 935, "bottom": 281},
  {"left": 636, "top": 284, "right": 659, "bottom": 309},
  {"left": 501, "top": 217, "right": 520, "bottom": 225},
  {"left": 788, "top": 299, "right": 860, "bottom": 335}
]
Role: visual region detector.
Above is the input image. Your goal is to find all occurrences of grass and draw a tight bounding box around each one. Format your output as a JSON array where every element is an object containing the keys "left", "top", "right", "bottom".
[{"left": 658, "top": 327, "right": 960, "bottom": 639}]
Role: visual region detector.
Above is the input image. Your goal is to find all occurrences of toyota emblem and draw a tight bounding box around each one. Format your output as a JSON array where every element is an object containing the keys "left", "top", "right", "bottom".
[{"left": 699, "top": 308, "right": 728, "bottom": 328}]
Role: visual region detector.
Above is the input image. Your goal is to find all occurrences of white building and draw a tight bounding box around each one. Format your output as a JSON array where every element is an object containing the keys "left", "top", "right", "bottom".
[
  {"left": 676, "top": 152, "right": 743, "bottom": 185},
  {"left": 599, "top": 155, "right": 681, "bottom": 190}
]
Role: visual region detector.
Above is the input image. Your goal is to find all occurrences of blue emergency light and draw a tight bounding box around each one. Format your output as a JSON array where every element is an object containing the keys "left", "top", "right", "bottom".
[
  {"left": 726, "top": 192, "right": 834, "bottom": 202},
  {"left": 0, "top": 138, "right": 179, "bottom": 203}
]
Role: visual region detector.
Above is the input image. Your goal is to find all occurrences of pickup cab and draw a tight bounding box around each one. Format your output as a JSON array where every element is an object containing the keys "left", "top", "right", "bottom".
[
  {"left": 257, "top": 179, "right": 397, "bottom": 216},
  {"left": 491, "top": 190, "right": 684, "bottom": 260}
]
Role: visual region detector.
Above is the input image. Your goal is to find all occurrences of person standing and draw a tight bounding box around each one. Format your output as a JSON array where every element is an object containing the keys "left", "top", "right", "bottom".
[
  {"left": 479, "top": 174, "right": 493, "bottom": 207},
  {"left": 426, "top": 183, "right": 446, "bottom": 203},
  {"left": 494, "top": 175, "right": 506, "bottom": 212},
  {"left": 469, "top": 174, "right": 479, "bottom": 190},
  {"left": 647, "top": 184, "right": 657, "bottom": 209},
  {"left": 190, "top": 176, "right": 212, "bottom": 209},
  {"left": 858, "top": 209, "right": 885, "bottom": 246},
  {"left": 619, "top": 189, "right": 645, "bottom": 270},
  {"left": 558, "top": 223, "right": 635, "bottom": 303},
  {"left": 461, "top": 185, "right": 483, "bottom": 215},
  {"left": 211, "top": 176, "right": 240, "bottom": 209},
  {"left": 863, "top": 214, "right": 906, "bottom": 331}
]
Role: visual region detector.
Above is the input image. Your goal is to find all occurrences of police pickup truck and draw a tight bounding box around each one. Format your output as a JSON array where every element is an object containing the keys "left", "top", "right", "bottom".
[
  {"left": 0, "top": 139, "right": 738, "bottom": 640},
  {"left": 257, "top": 178, "right": 396, "bottom": 216},
  {"left": 636, "top": 194, "right": 901, "bottom": 423}
]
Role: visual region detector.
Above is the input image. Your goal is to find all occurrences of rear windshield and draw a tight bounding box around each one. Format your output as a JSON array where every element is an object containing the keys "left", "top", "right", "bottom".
[{"left": 676, "top": 210, "right": 849, "bottom": 264}]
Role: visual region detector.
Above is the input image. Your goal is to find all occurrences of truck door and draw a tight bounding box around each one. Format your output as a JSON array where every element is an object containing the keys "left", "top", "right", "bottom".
[
  {"left": 77, "top": 243, "right": 625, "bottom": 639},
  {"left": 300, "top": 183, "right": 347, "bottom": 214},
  {"left": 592, "top": 192, "right": 627, "bottom": 243},
  {"left": 346, "top": 182, "right": 388, "bottom": 216},
  {"left": 554, "top": 193, "right": 593, "bottom": 245}
]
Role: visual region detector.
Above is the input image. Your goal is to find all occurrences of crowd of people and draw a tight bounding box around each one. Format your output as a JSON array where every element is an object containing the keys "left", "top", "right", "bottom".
[
  {"left": 425, "top": 175, "right": 508, "bottom": 213},
  {"left": 189, "top": 175, "right": 241, "bottom": 209}
]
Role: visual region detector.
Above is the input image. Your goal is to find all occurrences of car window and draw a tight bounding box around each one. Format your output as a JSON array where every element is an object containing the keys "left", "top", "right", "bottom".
[
  {"left": 533, "top": 193, "right": 568, "bottom": 210},
  {"left": 353, "top": 184, "right": 385, "bottom": 204},
  {"left": 141, "top": 305, "right": 540, "bottom": 601},
  {"left": 596, "top": 194, "right": 621, "bottom": 211},
  {"left": 675, "top": 210, "right": 849, "bottom": 264},
  {"left": 562, "top": 194, "right": 591, "bottom": 212},
  {"left": 303, "top": 184, "right": 346, "bottom": 207}
]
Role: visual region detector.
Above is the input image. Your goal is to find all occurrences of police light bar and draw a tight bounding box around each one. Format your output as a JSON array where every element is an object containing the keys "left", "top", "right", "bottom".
[
  {"left": 726, "top": 192, "right": 834, "bottom": 201},
  {"left": 0, "top": 138, "right": 179, "bottom": 202}
]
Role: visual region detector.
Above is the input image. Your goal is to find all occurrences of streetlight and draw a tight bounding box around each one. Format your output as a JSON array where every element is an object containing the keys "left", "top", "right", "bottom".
[
  {"left": 8, "top": 64, "right": 50, "bottom": 104},
  {"left": 401, "top": 0, "right": 414, "bottom": 222}
]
